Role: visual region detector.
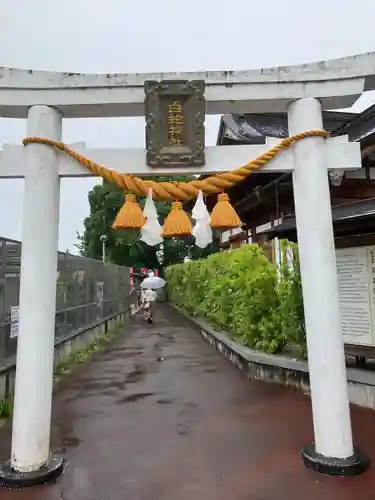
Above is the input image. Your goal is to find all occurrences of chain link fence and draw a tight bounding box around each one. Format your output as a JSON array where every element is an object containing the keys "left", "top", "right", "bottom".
[{"left": 0, "top": 237, "right": 130, "bottom": 365}]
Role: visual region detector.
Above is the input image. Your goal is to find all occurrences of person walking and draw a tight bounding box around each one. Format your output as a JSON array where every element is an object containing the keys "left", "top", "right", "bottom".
[{"left": 141, "top": 288, "right": 157, "bottom": 322}]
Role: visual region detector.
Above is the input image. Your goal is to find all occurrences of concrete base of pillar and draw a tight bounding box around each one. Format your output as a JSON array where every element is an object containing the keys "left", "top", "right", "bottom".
[
  {"left": 0, "top": 454, "right": 64, "bottom": 488},
  {"left": 301, "top": 444, "right": 369, "bottom": 476}
]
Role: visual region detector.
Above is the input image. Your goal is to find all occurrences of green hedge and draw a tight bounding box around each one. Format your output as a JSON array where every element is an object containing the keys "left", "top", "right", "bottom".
[{"left": 166, "top": 243, "right": 306, "bottom": 355}]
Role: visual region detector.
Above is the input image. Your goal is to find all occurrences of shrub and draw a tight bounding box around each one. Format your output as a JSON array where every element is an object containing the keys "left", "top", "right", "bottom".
[
  {"left": 276, "top": 240, "right": 306, "bottom": 357},
  {"left": 167, "top": 245, "right": 282, "bottom": 353},
  {"left": 0, "top": 396, "right": 13, "bottom": 419},
  {"left": 166, "top": 242, "right": 306, "bottom": 356}
]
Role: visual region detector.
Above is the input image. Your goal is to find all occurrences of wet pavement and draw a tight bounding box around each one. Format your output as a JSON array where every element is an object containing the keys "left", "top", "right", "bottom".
[{"left": 2, "top": 304, "right": 375, "bottom": 499}]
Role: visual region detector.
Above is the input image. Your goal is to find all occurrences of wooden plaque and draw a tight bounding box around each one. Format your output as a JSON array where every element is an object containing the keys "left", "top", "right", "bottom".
[{"left": 144, "top": 80, "right": 205, "bottom": 168}]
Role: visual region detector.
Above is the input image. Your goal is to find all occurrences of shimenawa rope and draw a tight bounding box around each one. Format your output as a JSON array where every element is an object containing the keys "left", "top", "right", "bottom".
[{"left": 22, "top": 130, "right": 328, "bottom": 202}]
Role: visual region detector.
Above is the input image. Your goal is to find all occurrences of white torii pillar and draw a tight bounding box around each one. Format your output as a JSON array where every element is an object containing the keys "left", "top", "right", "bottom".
[
  {"left": 1, "top": 106, "right": 64, "bottom": 487},
  {"left": 288, "top": 98, "right": 368, "bottom": 475},
  {"left": 0, "top": 55, "right": 374, "bottom": 486}
]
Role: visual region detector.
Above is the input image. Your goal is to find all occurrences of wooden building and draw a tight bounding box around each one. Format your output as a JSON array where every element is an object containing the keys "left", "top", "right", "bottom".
[{"left": 211, "top": 108, "right": 375, "bottom": 251}]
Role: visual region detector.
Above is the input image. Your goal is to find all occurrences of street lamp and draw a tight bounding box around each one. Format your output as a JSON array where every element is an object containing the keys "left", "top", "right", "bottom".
[{"left": 100, "top": 234, "right": 108, "bottom": 264}]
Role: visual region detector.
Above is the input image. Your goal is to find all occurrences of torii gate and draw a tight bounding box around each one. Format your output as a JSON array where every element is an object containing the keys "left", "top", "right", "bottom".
[{"left": 0, "top": 53, "right": 373, "bottom": 487}]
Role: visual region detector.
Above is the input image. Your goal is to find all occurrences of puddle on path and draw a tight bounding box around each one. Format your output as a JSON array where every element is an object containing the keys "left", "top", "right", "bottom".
[{"left": 116, "top": 392, "right": 156, "bottom": 404}]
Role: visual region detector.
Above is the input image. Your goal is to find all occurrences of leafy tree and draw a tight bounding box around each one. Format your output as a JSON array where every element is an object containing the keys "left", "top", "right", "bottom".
[{"left": 77, "top": 180, "right": 219, "bottom": 271}]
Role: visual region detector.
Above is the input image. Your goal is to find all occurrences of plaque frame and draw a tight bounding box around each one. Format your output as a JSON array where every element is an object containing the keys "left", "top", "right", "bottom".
[{"left": 144, "top": 79, "right": 205, "bottom": 168}]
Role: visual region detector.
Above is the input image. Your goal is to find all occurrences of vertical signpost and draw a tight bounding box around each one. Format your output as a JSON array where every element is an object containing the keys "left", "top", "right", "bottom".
[
  {"left": 129, "top": 267, "right": 134, "bottom": 292},
  {"left": 10, "top": 305, "right": 19, "bottom": 339},
  {"left": 144, "top": 80, "right": 206, "bottom": 168}
]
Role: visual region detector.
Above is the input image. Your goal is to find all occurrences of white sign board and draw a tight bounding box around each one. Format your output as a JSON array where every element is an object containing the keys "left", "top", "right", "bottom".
[
  {"left": 10, "top": 305, "right": 19, "bottom": 338},
  {"left": 336, "top": 246, "right": 375, "bottom": 346},
  {"left": 96, "top": 281, "right": 104, "bottom": 306}
]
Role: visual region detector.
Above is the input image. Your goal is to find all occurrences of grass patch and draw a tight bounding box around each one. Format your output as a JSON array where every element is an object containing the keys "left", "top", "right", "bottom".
[
  {"left": 53, "top": 325, "right": 122, "bottom": 381},
  {"left": 0, "top": 396, "right": 13, "bottom": 419}
]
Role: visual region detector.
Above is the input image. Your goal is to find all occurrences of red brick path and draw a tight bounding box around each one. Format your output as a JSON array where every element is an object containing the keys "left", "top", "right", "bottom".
[{"left": 1, "top": 305, "right": 375, "bottom": 499}]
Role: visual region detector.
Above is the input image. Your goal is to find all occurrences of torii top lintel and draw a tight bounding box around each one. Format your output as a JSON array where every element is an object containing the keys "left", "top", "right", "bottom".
[{"left": 1, "top": 52, "right": 375, "bottom": 119}]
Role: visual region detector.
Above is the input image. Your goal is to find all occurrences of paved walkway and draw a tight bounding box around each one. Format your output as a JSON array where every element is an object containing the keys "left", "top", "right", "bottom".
[{"left": 2, "top": 305, "right": 375, "bottom": 499}]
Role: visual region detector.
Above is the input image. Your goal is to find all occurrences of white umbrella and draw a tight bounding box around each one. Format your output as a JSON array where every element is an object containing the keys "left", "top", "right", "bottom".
[{"left": 140, "top": 276, "right": 166, "bottom": 289}]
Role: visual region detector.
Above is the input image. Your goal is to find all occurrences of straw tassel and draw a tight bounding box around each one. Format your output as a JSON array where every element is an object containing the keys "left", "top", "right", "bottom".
[
  {"left": 112, "top": 193, "right": 146, "bottom": 230},
  {"left": 162, "top": 202, "right": 192, "bottom": 237},
  {"left": 210, "top": 192, "right": 241, "bottom": 230}
]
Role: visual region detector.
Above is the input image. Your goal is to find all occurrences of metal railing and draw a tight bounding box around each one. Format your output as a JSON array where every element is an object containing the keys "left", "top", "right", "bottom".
[{"left": 0, "top": 237, "right": 130, "bottom": 364}]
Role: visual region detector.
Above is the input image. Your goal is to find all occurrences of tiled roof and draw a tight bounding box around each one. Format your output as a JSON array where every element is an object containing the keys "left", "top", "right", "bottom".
[
  {"left": 261, "top": 198, "right": 375, "bottom": 236},
  {"left": 219, "top": 111, "right": 357, "bottom": 145}
]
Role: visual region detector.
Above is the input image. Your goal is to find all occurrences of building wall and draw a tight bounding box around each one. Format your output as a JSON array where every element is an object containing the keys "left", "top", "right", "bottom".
[{"left": 219, "top": 218, "right": 282, "bottom": 262}]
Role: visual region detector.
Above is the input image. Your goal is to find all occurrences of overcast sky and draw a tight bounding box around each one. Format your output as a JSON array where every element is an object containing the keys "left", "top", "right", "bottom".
[{"left": 1, "top": 0, "right": 375, "bottom": 252}]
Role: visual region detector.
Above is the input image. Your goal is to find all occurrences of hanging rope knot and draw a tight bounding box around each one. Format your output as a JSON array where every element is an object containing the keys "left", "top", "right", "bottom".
[
  {"left": 171, "top": 201, "right": 183, "bottom": 210},
  {"left": 210, "top": 192, "right": 241, "bottom": 231},
  {"left": 162, "top": 201, "right": 192, "bottom": 237},
  {"left": 111, "top": 193, "right": 146, "bottom": 230}
]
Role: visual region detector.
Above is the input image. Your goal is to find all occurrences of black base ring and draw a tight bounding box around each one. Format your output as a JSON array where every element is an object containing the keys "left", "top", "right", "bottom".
[
  {"left": 0, "top": 454, "right": 64, "bottom": 488},
  {"left": 302, "top": 444, "right": 369, "bottom": 476}
]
